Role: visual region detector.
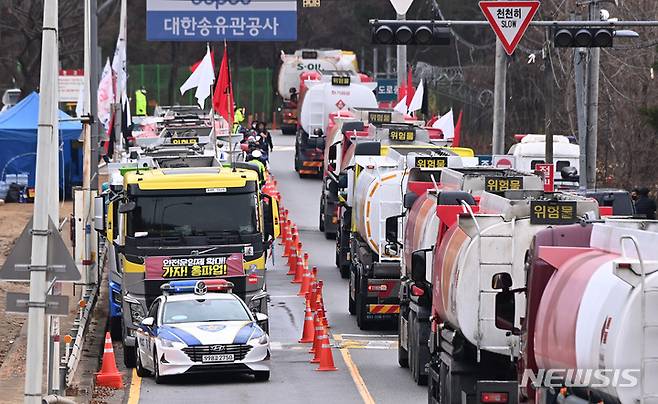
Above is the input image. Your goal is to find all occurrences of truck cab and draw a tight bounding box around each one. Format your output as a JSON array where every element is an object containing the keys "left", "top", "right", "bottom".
[{"left": 104, "top": 166, "right": 279, "bottom": 367}]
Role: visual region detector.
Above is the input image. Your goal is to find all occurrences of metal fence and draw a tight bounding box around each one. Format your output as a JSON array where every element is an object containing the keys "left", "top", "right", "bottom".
[{"left": 128, "top": 64, "right": 274, "bottom": 119}]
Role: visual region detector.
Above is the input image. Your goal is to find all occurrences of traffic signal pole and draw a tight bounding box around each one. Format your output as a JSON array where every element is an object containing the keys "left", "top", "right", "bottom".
[
  {"left": 371, "top": 17, "right": 658, "bottom": 186},
  {"left": 586, "top": 1, "right": 601, "bottom": 189},
  {"left": 396, "top": 13, "right": 408, "bottom": 93}
]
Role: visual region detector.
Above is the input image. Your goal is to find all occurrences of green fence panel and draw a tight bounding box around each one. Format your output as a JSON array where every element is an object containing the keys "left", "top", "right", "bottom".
[{"left": 129, "top": 64, "right": 273, "bottom": 118}]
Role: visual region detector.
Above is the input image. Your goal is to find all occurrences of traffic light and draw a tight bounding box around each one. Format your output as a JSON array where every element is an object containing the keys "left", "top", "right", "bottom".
[
  {"left": 370, "top": 20, "right": 451, "bottom": 46},
  {"left": 553, "top": 27, "right": 614, "bottom": 47}
]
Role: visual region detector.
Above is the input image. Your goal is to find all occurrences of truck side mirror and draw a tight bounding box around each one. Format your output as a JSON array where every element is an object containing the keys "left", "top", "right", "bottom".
[
  {"left": 403, "top": 192, "right": 418, "bottom": 209},
  {"left": 492, "top": 272, "right": 520, "bottom": 334},
  {"left": 411, "top": 250, "right": 427, "bottom": 282},
  {"left": 494, "top": 290, "right": 516, "bottom": 332},
  {"left": 261, "top": 194, "right": 279, "bottom": 241},
  {"left": 118, "top": 201, "right": 136, "bottom": 213},
  {"left": 94, "top": 196, "right": 105, "bottom": 232},
  {"left": 491, "top": 272, "right": 513, "bottom": 290},
  {"left": 385, "top": 216, "right": 399, "bottom": 244},
  {"left": 338, "top": 173, "right": 348, "bottom": 189}
]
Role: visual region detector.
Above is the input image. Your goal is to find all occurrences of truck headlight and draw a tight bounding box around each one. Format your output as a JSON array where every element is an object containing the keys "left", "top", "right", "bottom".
[{"left": 128, "top": 302, "right": 144, "bottom": 325}]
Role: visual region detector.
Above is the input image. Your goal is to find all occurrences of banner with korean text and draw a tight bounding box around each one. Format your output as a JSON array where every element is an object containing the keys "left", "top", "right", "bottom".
[{"left": 146, "top": 0, "right": 297, "bottom": 41}]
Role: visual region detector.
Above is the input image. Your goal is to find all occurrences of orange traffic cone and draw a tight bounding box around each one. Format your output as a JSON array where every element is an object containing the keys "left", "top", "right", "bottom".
[
  {"left": 298, "top": 265, "right": 315, "bottom": 296},
  {"left": 308, "top": 282, "right": 318, "bottom": 312},
  {"left": 279, "top": 215, "right": 288, "bottom": 244},
  {"left": 316, "top": 326, "right": 337, "bottom": 371},
  {"left": 95, "top": 332, "right": 123, "bottom": 388},
  {"left": 315, "top": 280, "right": 329, "bottom": 328},
  {"left": 287, "top": 250, "right": 298, "bottom": 276},
  {"left": 310, "top": 308, "right": 325, "bottom": 361},
  {"left": 292, "top": 253, "right": 306, "bottom": 284},
  {"left": 282, "top": 231, "right": 292, "bottom": 258},
  {"left": 299, "top": 298, "right": 315, "bottom": 343}
]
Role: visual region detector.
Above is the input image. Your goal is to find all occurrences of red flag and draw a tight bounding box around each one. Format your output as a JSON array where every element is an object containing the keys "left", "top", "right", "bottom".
[
  {"left": 406, "top": 67, "right": 414, "bottom": 108},
  {"left": 213, "top": 44, "right": 234, "bottom": 125},
  {"left": 453, "top": 110, "right": 464, "bottom": 147},
  {"left": 190, "top": 51, "right": 215, "bottom": 73}
]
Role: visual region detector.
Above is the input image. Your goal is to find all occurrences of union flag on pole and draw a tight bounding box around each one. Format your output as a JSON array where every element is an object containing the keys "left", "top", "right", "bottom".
[{"left": 213, "top": 43, "right": 235, "bottom": 125}]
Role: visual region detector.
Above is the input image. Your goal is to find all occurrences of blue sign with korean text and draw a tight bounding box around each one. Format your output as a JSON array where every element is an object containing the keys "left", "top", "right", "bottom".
[
  {"left": 376, "top": 79, "right": 398, "bottom": 102},
  {"left": 146, "top": 0, "right": 297, "bottom": 42}
]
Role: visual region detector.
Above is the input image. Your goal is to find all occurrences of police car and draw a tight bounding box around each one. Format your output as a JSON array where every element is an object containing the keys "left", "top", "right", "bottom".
[{"left": 135, "top": 279, "right": 270, "bottom": 383}]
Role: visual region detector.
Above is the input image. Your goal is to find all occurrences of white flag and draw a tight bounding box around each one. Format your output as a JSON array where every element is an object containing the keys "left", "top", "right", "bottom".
[
  {"left": 394, "top": 96, "right": 407, "bottom": 114},
  {"left": 111, "top": 0, "right": 127, "bottom": 102},
  {"left": 97, "top": 59, "right": 114, "bottom": 130},
  {"left": 180, "top": 46, "right": 215, "bottom": 109},
  {"left": 432, "top": 109, "right": 454, "bottom": 139},
  {"left": 407, "top": 79, "right": 424, "bottom": 114}
]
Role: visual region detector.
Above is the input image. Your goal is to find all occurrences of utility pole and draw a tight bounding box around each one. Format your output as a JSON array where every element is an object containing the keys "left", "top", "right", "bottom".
[
  {"left": 25, "top": 0, "right": 58, "bottom": 402},
  {"left": 544, "top": 37, "right": 554, "bottom": 165},
  {"left": 396, "top": 13, "right": 407, "bottom": 90},
  {"left": 373, "top": 48, "right": 379, "bottom": 78},
  {"left": 386, "top": 47, "right": 392, "bottom": 78},
  {"left": 586, "top": 0, "right": 601, "bottom": 188},
  {"left": 90, "top": 0, "right": 99, "bottom": 191},
  {"left": 574, "top": 46, "right": 588, "bottom": 188},
  {"left": 492, "top": 38, "right": 507, "bottom": 155}
]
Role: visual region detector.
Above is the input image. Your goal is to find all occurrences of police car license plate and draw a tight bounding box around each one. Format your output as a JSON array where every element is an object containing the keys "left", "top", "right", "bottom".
[{"left": 202, "top": 354, "right": 234, "bottom": 363}]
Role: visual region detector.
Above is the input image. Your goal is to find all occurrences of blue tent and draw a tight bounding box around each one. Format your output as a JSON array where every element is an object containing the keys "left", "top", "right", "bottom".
[{"left": 0, "top": 92, "right": 83, "bottom": 193}]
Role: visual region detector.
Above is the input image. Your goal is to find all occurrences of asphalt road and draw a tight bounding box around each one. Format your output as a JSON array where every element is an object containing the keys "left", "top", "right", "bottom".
[{"left": 134, "top": 131, "right": 427, "bottom": 404}]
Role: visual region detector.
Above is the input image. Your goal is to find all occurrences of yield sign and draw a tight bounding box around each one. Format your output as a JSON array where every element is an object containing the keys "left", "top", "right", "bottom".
[
  {"left": 389, "top": 0, "right": 414, "bottom": 16},
  {"left": 479, "top": 1, "right": 540, "bottom": 56}
]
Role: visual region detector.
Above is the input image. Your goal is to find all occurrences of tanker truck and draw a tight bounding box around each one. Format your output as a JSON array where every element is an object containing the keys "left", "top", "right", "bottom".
[
  {"left": 320, "top": 107, "right": 425, "bottom": 238},
  {"left": 507, "top": 219, "right": 658, "bottom": 404},
  {"left": 420, "top": 189, "right": 600, "bottom": 403},
  {"left": 395, "top": 167, "right": 545, "bottom": 385},
  {"left": 294, "top": 72, "right": 378, "bottom": 177},
  {"left": 277, "top": 49, "right": 360, "bottom": 134},
  {"left": 335, "top": 124, "right": 475, "bottom": 278},
  {"left": 337, "top": 129, "right": 478, "bottom": 329},
  {"left": 277, "top": 50, "right": 359, "bottom": 134}
]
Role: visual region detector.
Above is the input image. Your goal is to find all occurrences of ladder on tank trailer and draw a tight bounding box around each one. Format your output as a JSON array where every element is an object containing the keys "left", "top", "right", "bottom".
[
  {"left": 308, "top": 97, "right": 325, "bottom": 133},
  {"left": 620, "top": 236, "right": 658, "bottom": 404},
  {"left": 461, "top": 201, "right": 518, "bottom": 362}
]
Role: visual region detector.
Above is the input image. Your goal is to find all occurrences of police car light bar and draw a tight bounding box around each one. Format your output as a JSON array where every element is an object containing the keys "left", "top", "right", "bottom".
[{"left": 160, "top": 279, "right": 234, "bottom": 295}]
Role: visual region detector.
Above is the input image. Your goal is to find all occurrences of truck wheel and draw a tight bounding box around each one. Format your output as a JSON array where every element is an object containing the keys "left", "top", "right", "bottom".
[
  {"left": 123, "top": 341, "right": 136, "bottom": 368},
  {"left": 348, "top": 275, "right": 355, "bottom": 315},
  {"left": 339, "top": 261, "right": 350, "bottom": 279},
  {"left": 110, "top": 316, "right": 122, "bottom": 341},
  {"left": 294, "top": 154, "right": 301, "bottom": 172},
  {"left": 398, "top": 314, "right": 409, "bottom": 368},
  {"left": 410, "top": 312, "right": 428, "bottom": 385},
  {"left": 356, "top": 291, "right": 372, "bottom": 330},
  {"left": 319, "top": 197, "right": 325, "bottom": 232}
]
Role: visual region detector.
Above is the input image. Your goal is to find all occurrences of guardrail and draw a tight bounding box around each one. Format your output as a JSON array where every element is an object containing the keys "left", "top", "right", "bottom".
[{"left": 60, "top": 239, "right": 105, "bottom": 390}]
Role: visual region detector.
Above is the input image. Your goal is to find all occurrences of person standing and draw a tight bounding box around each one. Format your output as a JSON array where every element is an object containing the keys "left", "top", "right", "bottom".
[
  {"left": 634, "top": 187, "right": 657, "bottom": 219},
  {"left": 135, "top": 87, "right": 148, "bottom": 116}
]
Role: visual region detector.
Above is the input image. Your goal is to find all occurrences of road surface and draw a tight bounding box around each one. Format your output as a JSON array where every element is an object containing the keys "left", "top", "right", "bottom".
[{"left": 130, "top": 132, "right": 426, "bottom": 403}]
